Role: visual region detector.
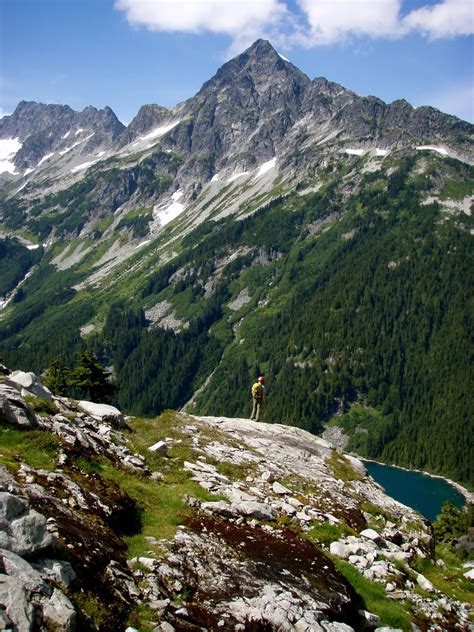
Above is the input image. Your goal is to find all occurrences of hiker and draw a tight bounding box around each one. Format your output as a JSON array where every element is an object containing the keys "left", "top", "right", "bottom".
[{"left": 250, "top": 376, "right": 265, "bottom": 421}]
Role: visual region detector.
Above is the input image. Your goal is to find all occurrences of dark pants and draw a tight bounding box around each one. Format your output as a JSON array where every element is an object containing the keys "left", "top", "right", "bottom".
[{"left": 251, "top": 398, "right": 263, "bottom": 421}]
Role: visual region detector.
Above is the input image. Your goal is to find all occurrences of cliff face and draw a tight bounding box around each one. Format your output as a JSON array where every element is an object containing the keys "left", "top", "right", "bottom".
[{"left": 0, "top": 367, "right": 472, "bottom": 631}]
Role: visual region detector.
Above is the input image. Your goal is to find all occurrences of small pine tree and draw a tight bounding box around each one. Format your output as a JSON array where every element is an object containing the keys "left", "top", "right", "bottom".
[
  {"left": 71, "top": 350, "right": 116, "bottom": 403},
  {"left": 43, "top": 358, "right": 70, "bottom": 396},
  {"left": 433, "top": 501, "right": 471, "bottom": 543}
]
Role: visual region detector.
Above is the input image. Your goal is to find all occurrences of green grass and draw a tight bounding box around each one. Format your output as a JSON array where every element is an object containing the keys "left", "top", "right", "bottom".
[
  {"left": 306, "top": 522, "right": 356, "bottom": 547},
  {"left": 440, "top": 179, "right": 473, "bottom": 201},
  {"left": 359, "top": 501, "right": 395, "bottom": 526},
  {"left": 412, "top": 547, "right": 474, "bottom": 605},
  {"left": 326, "top": 450, "right": 364, "bottom": 482},
  {"left": 0, "top": 421, "right": 60, "bottom": 470},
  {"left": 23, "top": 395, "right": 58, "bottom": 416},
  {"left": 80, "top": 411, "right": 231, "bottom": 554},
  {"left": 127, "top": 604, "right": 156, "bottom": 632},
  {"left": 332, "top": 558, "right": 412, "bottom": 631},
  {"left": 69, "top": 592, "right": 111, "bottom": 628}
]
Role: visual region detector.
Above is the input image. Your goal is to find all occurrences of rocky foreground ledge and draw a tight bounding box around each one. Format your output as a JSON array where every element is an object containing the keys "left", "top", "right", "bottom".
[{"left": 0, "top": 370, "right": 472, "bottom": 631}]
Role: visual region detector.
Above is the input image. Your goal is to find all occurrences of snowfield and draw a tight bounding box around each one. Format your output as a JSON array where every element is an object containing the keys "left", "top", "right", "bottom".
[
  {"left": 0, "top": 137, "right": 22, "bottom": 173},
  {"left": 228, "top": 171, "right": 249, "bottom": 183},
  {"left": 38, "top": 152, "right": 55, "bottom": 166},
  {"left": 416, "top": 145, "right": 449, "bottom": 156},
  {"left": 141, "top": 120, "right": 181, "bottom": 142},
  {"left": 255, "top": 157, "right": 277, "bottom": 178},
  {"left": 59, "top": 132, "right": 94, "bottom": 155},
  {"left": 71, "top": 160, "right": 98, "bottom": 173},
  {"left": 154, "top": 190, "right": 185, "bottom": 226}
]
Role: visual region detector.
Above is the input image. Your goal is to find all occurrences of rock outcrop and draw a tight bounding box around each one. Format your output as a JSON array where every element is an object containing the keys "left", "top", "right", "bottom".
[{"left": 0, "top": 372, "right": 472, "bottom": 631}]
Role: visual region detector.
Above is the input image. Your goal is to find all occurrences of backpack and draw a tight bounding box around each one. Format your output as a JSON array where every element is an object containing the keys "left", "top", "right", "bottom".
[{"left": 252, "top": 382, "right": 263, "bottom": 399}]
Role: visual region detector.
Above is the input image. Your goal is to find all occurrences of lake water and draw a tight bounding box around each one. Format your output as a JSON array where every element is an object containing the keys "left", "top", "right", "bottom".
[{"left": 364, "top": 460, "right": 465, "bottom": 522}]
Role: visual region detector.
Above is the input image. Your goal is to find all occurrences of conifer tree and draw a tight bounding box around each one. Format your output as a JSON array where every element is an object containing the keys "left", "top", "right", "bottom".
[
  {"left": 71, "top": 350, "right": 116, "bottom": 403},
  {"left": 43, "top": 358, "right": 70, "bottom": 396}
]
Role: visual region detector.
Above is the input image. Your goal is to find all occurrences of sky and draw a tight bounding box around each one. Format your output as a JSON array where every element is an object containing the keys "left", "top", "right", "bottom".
[{"left": 1, "top": 0, "right": 473, "bottom": 125}]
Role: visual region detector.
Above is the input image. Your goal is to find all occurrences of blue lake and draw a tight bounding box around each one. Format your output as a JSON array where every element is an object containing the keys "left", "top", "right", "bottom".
[{"left": 364, "top": 460, "right": 465, "bottom": 522}]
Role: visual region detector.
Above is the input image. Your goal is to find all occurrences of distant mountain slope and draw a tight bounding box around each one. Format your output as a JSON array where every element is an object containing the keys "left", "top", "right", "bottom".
[{"left": 0, "top": 40, "right": 473, "bottom": 485}]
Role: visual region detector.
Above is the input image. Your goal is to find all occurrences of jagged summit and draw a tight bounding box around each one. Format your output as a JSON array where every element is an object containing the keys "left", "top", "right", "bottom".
[{"left": 195, "top": 38, "right": 310, "bottom": 103}]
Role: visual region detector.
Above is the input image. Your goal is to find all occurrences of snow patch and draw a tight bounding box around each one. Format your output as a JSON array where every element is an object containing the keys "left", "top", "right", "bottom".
[
  {"left": 71, "top": 160, "right": 97, "bottom": 173},
  {"left": 96, "top": 150, "right": 106, "bottom": 157},
  {"left": 23, "top": 168, "right": 35, "bottom": 176},
  {"left": 62, "top": 130, "right": 71, "bottom": 139},
  {"left": 255, "top": 158, "right": 277, "bottom": 178},
  {"left": 345, "top": 148, "right": 365, "bottom": 156},
  {"left": 74, "top": 128, "right": 84, "bottom": 136},
  {"left": 0, "top": 137, "right": 22, "bottom": 173},
  {"left": 38, "top": 152, "right": 55, "bottom": 166},
  {"left": 375, "top": 149, "right": 389, "bottom": 156},
  {"left": 416, "top": 145, "right": 449, "bottom": 156},
  {"left": 135, "top": 239, "right": 151, "bottom": 249},
  {"left": 278, "top": 52, "right": 290, "bottom": 62},
  {"left": 228, "top": 171, "right": 249, "bottom": 183},
  {"left": 141, "top": 120, "right": 180, "bottom": 141},
  {"left": 27, "top": 244, "right": 40, "bottom": 250},
  {"left": 211, "top": 173, "right": 220, "bottom": 182},
  {"left": 59, "top": 133, "right": 94, "bottom": 155},
  {"left": 154, "top": 193, "right": 186, "bottom": 227}
]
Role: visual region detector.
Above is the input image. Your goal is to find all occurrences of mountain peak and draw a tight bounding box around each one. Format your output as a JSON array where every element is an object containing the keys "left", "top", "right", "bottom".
[
  {"left": 244, "top": 38, "right": 278, "bottom": 58},
  {"left": 196, "top": 39, "right": 309, "bottom": 100}
]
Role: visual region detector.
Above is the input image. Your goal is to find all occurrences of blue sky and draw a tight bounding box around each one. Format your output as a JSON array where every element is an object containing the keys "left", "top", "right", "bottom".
[{"left": 1, "top": 0, "right": 473, "bottom": 124}]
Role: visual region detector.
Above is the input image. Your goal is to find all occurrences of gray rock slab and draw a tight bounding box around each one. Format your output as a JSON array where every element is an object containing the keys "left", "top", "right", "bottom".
[
  {"left": 360, "top": 528, "right": 381, "bottom": 542},
  {"left": 416, "top": 572, "right": 435, "bottom": 592},
  {"left": 9, "top": 370, "right": 53, "bottom": 401},
  {"left": 148, "top": 440, "right": 169, "bottom": 456},
  {"left": 32, "top": 558, "right": 77, "bottom": 587},
  {"left": 0, "top": 574, "right": 35, "bottom": 632},
  {"left": 0, "top": 383, "right": 37, "bottom": 428},
  {"left": 42, "top": 588, "right": 76, "bottom": 632},
  {"left": 201, "top": 501, "right": 239, "bottom": 518},
  {"left": 0, "top": 492, "right": 29, "bottom": 521},
  {"left": 272, "top": 481, "right": 292, "bottom": 495},
  {"left": 7, "top": 507, "right": 54, "bottom": 557},
  {"left": 329, "top": 542, "right": 351, "bottom": 559},
  {"left": 0, "top": 548, "right": 49, "bottom": 594},
  {"left": 77, "top": 400, "right": 125, "bottom": 427},
  {"left": 232, "top": 500, "right": 276, "bottom": 521}
]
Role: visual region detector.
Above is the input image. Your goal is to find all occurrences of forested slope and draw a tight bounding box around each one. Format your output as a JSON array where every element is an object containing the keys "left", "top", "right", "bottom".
[{"left": 1, "top": 153, "right": 473, "bottom": 485}]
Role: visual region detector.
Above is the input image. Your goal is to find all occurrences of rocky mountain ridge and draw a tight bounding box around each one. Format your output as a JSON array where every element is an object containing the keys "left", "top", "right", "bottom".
[
  {"left": 1, "top": 365, "right": 473, "bottom": 631},
  {"left": 1, "top": 41, "right": 472, "bottom": 191}
]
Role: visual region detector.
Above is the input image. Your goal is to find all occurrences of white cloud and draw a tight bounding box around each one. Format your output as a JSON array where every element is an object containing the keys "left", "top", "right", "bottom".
[
  {"left": 114, "top": 0, "right": 287, "bottom": 35},
  {"left": 402, "top": 0, "right": 474, "bottom": 39},
  {"left": 295, "top": 0, "right": 404, "bottom": 45},
  {"left": 115, "top": 0, "right": 474, "bottom": 45}
]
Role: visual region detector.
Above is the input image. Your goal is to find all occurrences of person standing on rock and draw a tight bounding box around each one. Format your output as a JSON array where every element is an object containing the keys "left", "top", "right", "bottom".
[{"left": 250, "top": 376, "right": 265, "bottom": 421}]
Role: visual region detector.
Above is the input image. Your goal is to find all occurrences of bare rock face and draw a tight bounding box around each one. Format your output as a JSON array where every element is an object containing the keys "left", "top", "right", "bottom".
[
  {"left": 154, "top": 514, "right": 362, "bottom": 631},
  {"left": 77, "top": 399, "right": 125, "bottom": 428},
  {"left": 0, "top": 380, "right": 146, "bottom": 631},
  {"left": 9, "top": 369, "right": 53, "bottom": 401},
  {"left": 0, "top": 493, "right": 53, "bottom": 556},
  {"left": 0, "top": 382, "right": 37, "bottom": 428},
  {"left": 0, "top": 375, "right": 471, "bottom": 631}
]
